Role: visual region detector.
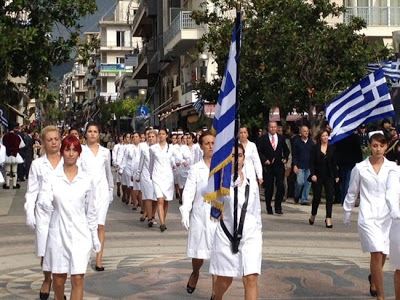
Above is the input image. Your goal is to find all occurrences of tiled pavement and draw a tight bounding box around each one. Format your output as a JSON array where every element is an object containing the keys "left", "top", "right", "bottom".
[{"left": 0, "top": 182, "right": 396, "bottom": 299}]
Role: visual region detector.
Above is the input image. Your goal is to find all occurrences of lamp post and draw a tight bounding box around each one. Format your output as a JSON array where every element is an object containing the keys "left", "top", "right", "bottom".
[{"left": 199, "top": 53, "right": 209, "bottom": 81}]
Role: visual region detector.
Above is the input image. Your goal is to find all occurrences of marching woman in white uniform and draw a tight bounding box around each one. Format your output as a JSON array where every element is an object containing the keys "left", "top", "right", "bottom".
[
  {"left": 210, "top": 144, "right": 262, "bottom": 300},
  {"left": 130, "top": 132, "right": 142, "bottom": 210},
  {"left": 385, "top": 166, "right": 400, "bottom": 300},
  {"left": 343, "top": 133, "right": 396, "bottom": 300},
  {"left": 24, "top": 126, "right": 63, "bottom": 300},
  {"left": 136, "top": 129, "right": 158, "bottom": 226},
  {"left": 41, "top": 135, "right": 101, "bottom": 300},
  {"left": 80, "top": 122, "right": 114, "bottom": 271},
  {"left": 149, "top": 128, "right": 175, "bottom": 232},
  {"left": 239, "top": 126, "right": 263, "bottom": 186},
  {"left": 180, "top": 132, "right": 217, "bottom": 296},
  {"left": 118, "top": 134, "right": 131, "bottom": 204},
  {"left": 112, "top": 134, "right": 124, "bottom": 197}
]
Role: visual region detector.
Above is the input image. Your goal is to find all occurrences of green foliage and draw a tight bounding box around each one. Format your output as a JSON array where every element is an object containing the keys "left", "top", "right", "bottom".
[
  {"left": 0, "top": 0, "right": 97, "bottom": 100},
  {"left": 192, "top": 0, "right": 393, "bottom": 127},
  {"left": 101, "top": 96, "right": 141, "bottom": 120}
]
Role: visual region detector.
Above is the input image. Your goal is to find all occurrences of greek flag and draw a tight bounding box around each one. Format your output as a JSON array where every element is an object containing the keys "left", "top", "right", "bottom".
[
  {"left": 0, "top": 108, "right": 8, "bottom": 129},
  {"left": 326, "top": 69, "right": 395, "bottom": 144},
  {"left": 193, "top": 98, "right": 204, "bottom": 115},
  {"left": 367, "top": 59, "right": 400, "bottom": 82},
  {"left": 204, "top": 12, "right": 241, "bottom": 209}
]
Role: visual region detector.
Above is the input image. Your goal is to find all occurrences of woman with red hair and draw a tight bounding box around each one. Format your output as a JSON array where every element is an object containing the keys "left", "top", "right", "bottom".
[{"left": 41, "top": 135, "right": 100, "bottom": 300}]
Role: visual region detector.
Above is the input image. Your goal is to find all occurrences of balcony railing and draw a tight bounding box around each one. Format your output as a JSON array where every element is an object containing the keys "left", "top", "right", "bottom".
[
  {"left": 163, "top": 11, "right": 203, "bottom": 47},
  {"left": 344, "top": 7, "right": 400, "bottom": 26}
]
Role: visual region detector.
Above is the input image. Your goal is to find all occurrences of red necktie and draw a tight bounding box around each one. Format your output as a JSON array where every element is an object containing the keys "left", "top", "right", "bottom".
[{"left": 271, "top": 136, "right": 276, "bottom": 150}]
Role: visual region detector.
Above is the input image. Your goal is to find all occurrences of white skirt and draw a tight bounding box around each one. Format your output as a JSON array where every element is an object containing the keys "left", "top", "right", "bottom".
[
  {"left": 121, "top": 170, "right": 131, "bottom": 186},
  {"left": 210, "top": 222, "right": 262, "bottom": 277},
  {"left": 132, "top": 180, "right": 140, "bottom": 190},
  {"left": 358, "top": 217, "right": 391, "bottom": 255},
  {"left": 5, "top": 153, "right": 24, "bottom": 164},
  {"left": 153, "top": 180, "right": 174, "bottom": 201},
  {"left": 35, "top": 204, "right": 52, "bottom": 257},
  {"left": 141, "top": 176, "right": 155, "bottom": 200},
  {"left": 390, "top": 220, "right": 400, "bottom": 270}
]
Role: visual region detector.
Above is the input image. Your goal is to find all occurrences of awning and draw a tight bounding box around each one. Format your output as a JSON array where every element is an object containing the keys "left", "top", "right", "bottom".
[{"left": 5, "top": 103, "right": 29, "bottom": 119}]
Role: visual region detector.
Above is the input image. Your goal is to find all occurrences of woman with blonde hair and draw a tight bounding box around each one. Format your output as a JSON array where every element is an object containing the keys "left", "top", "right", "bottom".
[{"left": 24, "top": 125, "right": 63, "bottom": 300}]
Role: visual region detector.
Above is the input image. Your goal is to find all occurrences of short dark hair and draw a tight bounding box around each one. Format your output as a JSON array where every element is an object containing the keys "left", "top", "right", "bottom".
[{"left": 369, "top": 133, "right": 388, "bottom": 145}]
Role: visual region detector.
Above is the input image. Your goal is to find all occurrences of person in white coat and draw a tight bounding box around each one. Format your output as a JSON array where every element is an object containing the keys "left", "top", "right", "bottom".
[
  {"left": 180, "top": 132, "right": 217, "bottom": 296},
  {"left": 136, "top": 129, "right": 158, "bottom": 226},
  {"left": 149, "top": 128, "right": 175, "bottom": 232},
  {"left": 112, "top": 134, "right": 124, "bottom": 197},
  {"left": 24, "top": 125, "right": 63, "bottom": 300},
  {"left": 239, "top": 127, "right": 263, "bottom": 186},
  {"left": 0, "top": 142, "right": 5, "bottom": 184},
  {"left": 210, "top": 144, "right": 262, "bottom": 300},
  {"left": 80, "top": 122, "right": 113, "bottom": 271},
  {"left": 343, "top": 133, "right": 396, "bottom": 300},
  {"left": 385, "top": 166, "right": 400, "bottom": 299},
  {"left": 41, "top": 135, "right": 101, "bottom": 300},
  {"left": 118, "top": 133, "right": 131, "bottom": 204},
  {"left": 129, "top": 132, "right": 142, "bottom": 210}
]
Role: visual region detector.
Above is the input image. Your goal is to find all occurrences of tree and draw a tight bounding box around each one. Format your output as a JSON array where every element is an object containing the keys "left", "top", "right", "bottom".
[
  {"left": 99, "top": 97, "right": 141, "bottom": 131},
  {"left": 0, "top": 0, "right": 97, "bottom": 101},
  {"left": 192, "top": 0, "right": 392, "bottom": 129}
]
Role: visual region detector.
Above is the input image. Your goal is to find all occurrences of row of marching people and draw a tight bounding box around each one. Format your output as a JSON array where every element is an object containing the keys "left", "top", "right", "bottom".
[
  {"left": 111, "top": 128, "right": 203, "bottom": 231},
  {"left": 24, "top": 122, "right": 113, "bottom": 300}
]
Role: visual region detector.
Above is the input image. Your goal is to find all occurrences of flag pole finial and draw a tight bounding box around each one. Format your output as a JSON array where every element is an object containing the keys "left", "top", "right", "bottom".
[{"left": 236, "top": 0, "right": 242, "bottom": 10}]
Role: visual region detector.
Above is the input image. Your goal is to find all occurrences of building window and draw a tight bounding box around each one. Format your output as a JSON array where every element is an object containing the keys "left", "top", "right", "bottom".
[
  {"left": 116, "top": 31, "right": 125, "bottom": 47},
  {"left": 116, "top": 57, "right": 125, "bottom": 64}
]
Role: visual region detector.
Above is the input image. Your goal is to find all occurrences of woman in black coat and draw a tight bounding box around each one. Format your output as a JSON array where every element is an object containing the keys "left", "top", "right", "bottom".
[{"left": 308, "top": 129, "right": 339, "bottom": 228}]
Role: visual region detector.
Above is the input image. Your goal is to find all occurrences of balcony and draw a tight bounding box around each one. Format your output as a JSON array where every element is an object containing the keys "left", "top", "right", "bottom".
[
  {"left": 344, "top": 7, "right": 400, "bottom": 26},
  {"left": 131, "top": 2, "right": 153, "bottom": 37},
  {"left": 163, "top": 11, "right": 205, "bottom": 56}
]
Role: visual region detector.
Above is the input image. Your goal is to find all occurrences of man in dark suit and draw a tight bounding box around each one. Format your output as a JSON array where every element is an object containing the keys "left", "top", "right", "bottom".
[{"left": 257, "top": 121, "right": 290, "bottom": 215}]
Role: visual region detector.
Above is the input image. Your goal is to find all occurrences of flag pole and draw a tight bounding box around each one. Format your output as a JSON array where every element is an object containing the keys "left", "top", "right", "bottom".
[{"left": 232, "top": 1, "right": 242, "bottom": 253}]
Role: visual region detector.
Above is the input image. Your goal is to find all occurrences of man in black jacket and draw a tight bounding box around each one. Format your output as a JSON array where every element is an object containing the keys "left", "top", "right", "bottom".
[{"left": 257, "top": 121, "right": 290, "bottom": 215}]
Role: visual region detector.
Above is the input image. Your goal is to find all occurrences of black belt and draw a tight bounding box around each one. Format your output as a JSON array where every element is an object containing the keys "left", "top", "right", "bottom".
[{"left": 220, "top": 181, "right": 250, "bottom": 254}]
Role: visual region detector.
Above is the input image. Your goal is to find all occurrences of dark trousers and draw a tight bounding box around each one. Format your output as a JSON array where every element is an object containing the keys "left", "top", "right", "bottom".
[
  {"left": 311, "top": 177, "right": 334, "bottom": 218},
  {"left": 339, "top": 166, "right": 352, "bottom": 204},
  {"left": 263, "top": 165, "right": 285, "bottom": 213}
]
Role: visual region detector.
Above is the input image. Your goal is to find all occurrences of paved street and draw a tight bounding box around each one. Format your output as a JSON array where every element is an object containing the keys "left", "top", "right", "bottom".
[{"left": 0, "top": 182, "right": 396, "bottom": 299}]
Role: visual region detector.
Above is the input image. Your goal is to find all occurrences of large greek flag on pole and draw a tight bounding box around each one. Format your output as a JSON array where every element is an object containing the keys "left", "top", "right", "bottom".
[
  {"left": 326, "top": 69, "right": 395, "bottom": 144},
  {"left": 204, "top": 16, "right": 241, "bottom": 206}
]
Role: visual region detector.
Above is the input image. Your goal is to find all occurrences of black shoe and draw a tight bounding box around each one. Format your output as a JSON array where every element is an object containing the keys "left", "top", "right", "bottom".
[
  {"left": 308, "top": 218, "right": 314, "bottom": 225},
  {"left": 39, "top": 279, "right": 52, "bottom": 300},
  {"left": 95, "top": 265, "right": 105, "bottom": 271},
  {"left": 160, "top": 224, "right": 167, "bottom": 232},
  {"left": 325, "top": 219, "right": 333, "bottom": 228},
  {"left": 148, "top": 219, "right": 153, "bottom": 227},
  {"left": 275, "top": 211, "right": 284, "bottom": 215},
  {"left": 368, "top": 274, "right": 377, "bottom": 297},
  {"left": 140, "top": 216, "right": 146, "bottom": 222},
  {"left": 266, "top": 208, "right": 273, "bottom": 215},
  {"left": 301, "top": 202, "right": 310, "bottom": 206},
  {"left": 13, "top": 184, "right": 20, "bottom": 189},
  {"left": 294, "top": 197, "right": 299, "bottom": 204},
  {"left": 176, "top": 193, "right": 180, "bottom": 199},
  {"left": 3, "top": 184, "right": 9, "bottom": 189},
  {"left": 117, "top": 190, "right": 121, "bottom": 197},
  {"left": 186, "top": 272, "right": 198, "bottom": 294}
]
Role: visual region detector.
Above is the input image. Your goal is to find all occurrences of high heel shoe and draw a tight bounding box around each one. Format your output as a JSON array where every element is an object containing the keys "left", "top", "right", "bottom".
[
  {"left": 308, "top": 218, "right": 314, "bottom": 225},
  {"left": 368, "top": 274, "right": 377, "bottom": 297},
  {"left": 325, "top": 219, "right": 333, "bottom": 228},
  {"left": 186, "top": 272, "right": 198, "bottom": 294},
  {"left": 39, "top": 279, "right": 52, "bottom": 300}
]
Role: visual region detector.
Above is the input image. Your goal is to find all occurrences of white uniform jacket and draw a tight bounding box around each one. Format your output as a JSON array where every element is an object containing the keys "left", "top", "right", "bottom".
[
  {"left": 80, "top": 144, "right": 114, "bottom": 225},
  {"left": 136, "top": 142, "right": 154, "bottom": 200},
  {"left": 149, "top": 143, "right": 175, "bottom": 200},
  {"left": 41, "top": 169, "right": 98, "bottom": 274},
  {"left": 112, "top": 143, "right": 121, "bottom": 167},
  {"left": 344, "top": 157, "right": 396, "bottom": 254},
  {"left": 241, "top": 140, "right": 263, "bottom": 181},
  {"left": 24, "top": 154, "right": 63, "bottom": 257},
  {"left": 180, "top": 160, "right": 217, "bottom": 259},
  {"left": 386, "top": 166, "right": 400, "bottom": 269},
  {"left": 210, "top": 175, "right": 263, "bottom": 277}
]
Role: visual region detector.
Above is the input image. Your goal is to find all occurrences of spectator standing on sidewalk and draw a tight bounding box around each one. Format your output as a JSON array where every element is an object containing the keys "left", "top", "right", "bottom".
[
  {"left": 292, "top": 125, "right": 314, "bottom": 205},
  {"left": 385, "top": 126, "right": 399, "bottom": 163}
]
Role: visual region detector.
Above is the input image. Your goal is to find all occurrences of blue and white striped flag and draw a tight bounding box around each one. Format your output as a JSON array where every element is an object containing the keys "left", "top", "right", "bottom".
[
  {"left": 367, "top": 59, "right": 400, "bottom": 82},
  {"left": 326, "top": 69, "right": 395, "bottom": 144},
  {"left": 0, "top": 108, "right": 8, "bottom": 129},
  {"left": 193, "top": 98, "right": 204, "bottom": 115},
  {"left": 204, "top": 13, "right": 241, "bottom": 209}
]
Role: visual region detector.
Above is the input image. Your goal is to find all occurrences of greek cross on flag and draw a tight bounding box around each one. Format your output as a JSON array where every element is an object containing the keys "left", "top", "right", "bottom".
[{"left": 326, "top": 69, "right": 395, "bottom": 144}]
